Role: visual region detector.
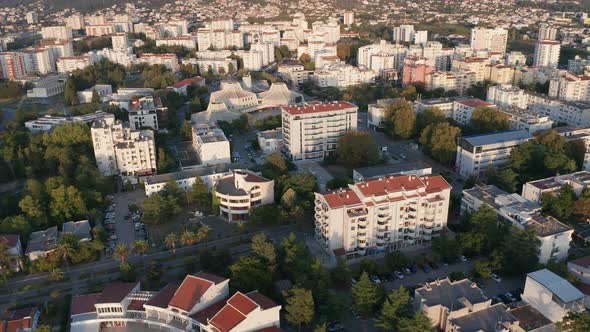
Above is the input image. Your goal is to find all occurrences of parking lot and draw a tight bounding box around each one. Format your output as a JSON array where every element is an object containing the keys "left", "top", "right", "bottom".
[{"left": 103, "top": 190, "right": 147, "bottom": 254}]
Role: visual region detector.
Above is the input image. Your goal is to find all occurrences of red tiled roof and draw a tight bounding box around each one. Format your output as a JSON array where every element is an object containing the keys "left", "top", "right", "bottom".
[
  {"left": 168, "top": 275, "right": 214, "bottom": 311},
  {"left": 170, "top": 76, "right": 205, "bottom": 89},
  {"left": 227, "top": 292, "right": 258, "bottom": 315},
  {"left": 246, "top": 291, "right": 278, "bottom": 310},
  {"left": 356, "top": 175, "right": 425, "bottom": 197},
  {"left": 321, "top": 189, "right": 362, "bottom": 209},
  {"left": 97, "top": 282, "right": 138, "bottom": 304},
  {"left": 189, "top": 297, "right": 228, "bottom": 323},
  {"left": 0, "top": 235, "right": 19, "bottom": 248},
  {"left": 128, "top": 300, "right": 147, "bottom": 311},
  {"left": 571, "top": 256, "right": 590, "bottom": 269},
  {"left": 422, "top": 175, "right": 452, "bottom": 194},
  {"left": 1, "top": 308, "right": 37, "bottom": 332},
  {"left": 282, "top": 102, "right": 357, "bottom": 115},
  {"left": 71, "top": 293, "right": 102, "bottom": 315},
  {"left": 209, "top": 304, "right": 247, "bottom": 332},
  {"left": 236, "top": 171, "right": 270, "bottom": 183},
  {"left": 145, "top": 284, "right": 179, "bottom": 308},
  {"left": 456, "top": 99, "right": 494, "bottom": 108}
]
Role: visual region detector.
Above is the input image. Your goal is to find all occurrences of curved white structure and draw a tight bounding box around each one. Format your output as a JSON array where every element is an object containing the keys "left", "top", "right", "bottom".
[
  {"left": 209, "top": 81, "right": 258, "bottom": 112},
  {"left": 214, "top": 170, "right": 274, "bottom": 222}
]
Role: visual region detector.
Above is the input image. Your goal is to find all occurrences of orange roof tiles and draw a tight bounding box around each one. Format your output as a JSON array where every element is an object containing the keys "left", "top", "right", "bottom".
[
  {"left": 209, "top": 305, "right": 247, "bottom": 332},
  {"left": 227, "top": 292, "right": 258, "bottom": 315},
  {"left": 282, "top": 102, "right": 357, "bottom": 115},
  {"left": 168, "top": 275, "right": 214, "bottom": 311},
  {"left": 321, "top": 190, "right": 362, "bottom": 209},
  {"left": 71, "top": 293, "right": 102, "bottom": 315}
]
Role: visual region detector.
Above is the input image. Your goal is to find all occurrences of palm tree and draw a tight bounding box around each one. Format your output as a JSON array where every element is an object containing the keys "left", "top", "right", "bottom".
[
  {"left": 180, "top": 230, "right": 197, "bottom": 247},
  {"left": 49, "top": 268, "right": 64, "bottom": 282},
  {"left": 197, "top": 225, "right": 211, "bottom": 246},
  {"left": 56, "top": 242, "right": 74, "bottom": 272},
  {"left": 132, "top": 240, "right": 149, "bottom": 256},
  {"left": 164, "top": 233, "right": 178, "bottom": 254},
  {"left": 0, "top": 243, "right": 10, "bottom": 271},
  {"left": 113, "top": 243, "right": 130, "bottom": 266}
]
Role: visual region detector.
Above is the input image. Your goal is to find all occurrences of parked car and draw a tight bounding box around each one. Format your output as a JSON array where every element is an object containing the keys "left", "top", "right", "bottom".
[
  {"left": 511, "top": 289, "right": 522, "bottom": 301},
  {"left": 403, "top": 268, "right": 412, "bottom": 275},
  {"left": 350, "top": 278, "right": 357, "bottom": 286},
  {"left": 491, "top": 273, "right": 502, "bottom": 283},
  {"left": 423, "top": 264, "right": 432, "bottom": 273},
  {"left": 505, "top": 292, "right": 517, "bottom": 303},
  {"left": 109, "top": 235, "right": 118, "bottom": 240},
  {"left": 370, "top": 275, "right": 381, "bottom": 284},
  {"left": 410, "top": 265, "right": 418, "bottom": 273},
  {"left": 394, "top": 271, "right": 405, "bottom": 279},
  {"left": 458, "top": 255, "right": 468, "bottom": 262},
  {"left": 327, "top": 321, "right": 344, "bottom": 332},
  {"left": 492, "top": 297, "right": 502, "bottom": 304},
  {"left": 498, "top": 294, "right": 511, "bottom": 304}
]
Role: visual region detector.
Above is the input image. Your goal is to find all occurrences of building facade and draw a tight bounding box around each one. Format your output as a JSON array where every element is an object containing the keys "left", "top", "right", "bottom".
[{"left": 214, "top": 170, "right": 274, "bottom": 222}]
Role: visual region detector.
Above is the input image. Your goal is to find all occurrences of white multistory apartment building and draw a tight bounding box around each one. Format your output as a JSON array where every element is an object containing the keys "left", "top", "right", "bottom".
[
  {"left": 568, "top": 56, "right": 590, "bottom": 74},
  {"left": 127, "top": 95, "right": 165, "bottom": 131},
  {"left": 192, "top": 124, "right": 231, "bottom": 166},
  {"left": 250, "top": 42, "right": 275, "bottom": 67},
  {"left": 297, "top": 42, "right": 337, "bottom": 64},
  {"left": 506, "top": 51, "right": 527, "bottom": 66},
  {"left": 186, "top": 57, "right": 237, "bottom": 76},
  {"left": 487, "top": 84, "right": 529, "bottom": 109},
  {"left": 314, "top": 174, "right": 451, "bottom": 258},
  {"left": 413, "top": 30, "right": 428, "bottom": 45},
  {"left": 498, "top": 107, "right": 554, "bottom": 134},
  {"left": 91, "top": 114, "right": 156, "bottom": 177},
  {"left": 462, "top": 185, "right": 573, "bottom": 264},
  {"left": 407, "top": 41, "right": 454, "bottom": 71},
  {"left": 452, "top": 99, "right": 495, "bottom": 125},
  {"left": 277, "top": 63, "right": 311, "bottom": 86},
  {"left": 156, "top": 36, "right": 197, "bottom": 50},
  {"left": 41, "top": 26, "right": 73, "bottom": 41},
  {"left": 40, "top": 40, "right": 74, "bottom": 60},
  {"left": 357, "top": 40, "right": 407, "bottom": 76},
  {"left": 451, "top": 57, "right": 490, "bottom": 82},
  {"left": 539, "top": 23, "right": 558, "bottom": 41},
  {"left": 57, "top": 56, "right": 94, "bottom": 73},
  {"left": 313, "top": 63, "right": 375, "bottom": 88},
  {"left": 138, "top": 53, "right": 179, "bottom": 71},
  {"left": 522, "top": 269, "right": 585, "bottom": 322},
  {"left": 26, "top": 12, "right": 38, "bottom": 24},
  {"left": 393, "top": 25, "right": 415, "bottom": 43},
  {"left": 426, "top": 70, "right": 478, "bottom": 93},
  {"left": 470, "top": 27, "right": 508, "bottom": 55},
  {"left": 69, "top": 273, "right": 281, "bottom": 332},
  {"left": 0, "top": 52, "right": 27, "bottom": 80},
  {"left": 86, "top": 24, "right": 116, "bottom": 36},
  {"left": 111, "top": 33, "right": 129, "bottom": 52},
  {"left": 214, "top": 170, "right": 275, "bottom": 222},
  {"left": 65, "top": 15, "right": 85, "bottom": 30},
  {"left": 159, "top": 20, "right": 189, "bottom": 37},
  {"left": 526, "top": 92, "right": 590, "bottom": 127},
  {"left": 522, "top": 171, "right": 590, "bottom": 203},
  {"left": 23, "top": 48, "right": 54, "bottom": 74},
  {"left": 343, "top": 11, "right": 354, "bottom": 26},
  {"left": 548, "top": 72, "right": 590, "bottom": 102},
  {"left": 196, "top": 28, "right": 243, "bottom": 50},
  {"left": 310, "top": 18, "right": 340, "bottom": 44},
  {"left": 455, "top": 130, "right": 533, "bottom": 177},
  {"left": 534, "top": 40, "right": 561, "bottom": 68},
  {"left": 95, "top": 48, "right": 137, "bottom": 67},
  {"left": 282, "top": 102, "right": 358, "bottom": 161}
]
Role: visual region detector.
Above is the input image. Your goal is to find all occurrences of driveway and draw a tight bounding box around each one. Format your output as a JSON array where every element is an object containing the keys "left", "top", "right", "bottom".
[
  {"left": 112, "top": 190, "right": 146, "bottom": 245},
  {"left": 383, "top": 260, "right": 475, "bottom": 291},
  {"left": 296, "top": 161, "right": 334, "bottom": 192}
]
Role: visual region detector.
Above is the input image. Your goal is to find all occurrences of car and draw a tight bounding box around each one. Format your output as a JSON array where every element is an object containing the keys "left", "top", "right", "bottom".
[
  {"left": 400, "top": 153, "right": 407, "bottom": 159},
  {"left": 491, "top": 273, "right": 502, "bottom": 283},
  {"left": 403, "top": 268, "right": 411, "bottom": 275},
  {"left": 410, "top": 265, "right": 418, "bottom": 273},
  {"left": 350, "top": 278, "right": 357, "bottom": 286},
  {"left": 510, "top": 290, "right": 522, "bottom": 301},
  {"left": 423, "top": 264, "right": 432, "bottom": 273},
  {"left": 370, "top": 275, "right": 381, "bottom": 283},
  {"left": 394, "top": 271, "right": 404, "bottom": 279},
  {"left": 458, "top": 255, "right": 468, "bottom": 262},
  {"left": 430, "top": 262, "right": 439, "bottom": 269},
  {"left": 109, "top": 235, "right": 118, "bottom": 240},
  {"left": 327, "top": 321, "right": 344, "bottom": 332},
  {"left": 491, "top": 296, "right": 502, "bottom": 305},
  {"left": 505, "top": 292, "right": 517, "bottom": 303}
]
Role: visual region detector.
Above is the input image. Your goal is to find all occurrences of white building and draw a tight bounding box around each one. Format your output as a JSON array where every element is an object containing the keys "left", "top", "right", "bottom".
[
  {"left": 462, "top": 185, "right": 573, "bottom": 264},
  {"left": 127, "top": 95, "right": 165, "bottom": 131},
  {"left": 414, "top": 96, "right": 470, "bottom": 118},
  {"left": 257, "top": 129, "right": 283, "bottom": 154},
  {"left": 91, "top": 114, "right": 156, "bottom": 177},
  {"left": 526, "top": 93, "right": 590, "bottom": 127},
  {"left": 534, "top": 40, "right": 561, "bottom": 68},
  {"left": 521, "top": 171, "right": 590, "bottom": 203},
  {"left": 343, "top": 11, "right": 354, "bottom": 26},
  {"left": 40, "top": 40, "right": 74, "bottom": 60},
  {"left": 138, "top": 53, "right": 179, "bottom": 71},
  {"left": 196, "top": 28, "right": 243, "bottom": 50},
  {"left": 452, "top": 99, "right": 495, "bottom": 125},
  {"left": 568, "top": 256, "right": 590, "bottom": 285},
  {"left": 86, "top": 24, "right": 116, "bottom": 36},
  {"left": 498, "top": 107, "right": 554, "bottom": 134},
  {"left": 214, "top": 170, "right": 275, "bottom": 222},
  {"left": 26, "top": 12, "right": 38, "bottom": 25},
  {"left": 26, "top": 74, "right": 67, "bottom": 99},
  {"left": 23, "top": 48, "right": 54, "bottom": 74},
  {"left": 69, "top": 273, "right": 281, "bottom": 332},
  {"left": 282, "top": 102, "right": 358, "bottom": 161},
  {"left": 192, "top": 124, "right": 231, "bottom": 166},
  {"left": 41, "top": 26, "right": 73, "bottom": 41},
  {"left": 522, "top": 269, "right": 584, "bottom": 322},
  {"left": 57, "top": 56, "right": 94, "bottom": 73},
  {"left": 77, "top": 84, "right": 112, "bottom": 103},
  {"left": 25, "top": 226, "right": 58, "bottom": 261},
  {"left": 156, "top": 36, "right": 197, "bottom": 50},
  {"left": 413, "top": 30, "right": 428, "bottom": 45},
  {"left": 277, "top": 63, "right": 311, "bottom": 86},
  {"left": 352, "top": 161, "right": 433, "bottom": 183},
  {"left": 470, "top": 27, "right": 508, "bottom": 55},
  {"left": 209, "top": 80, "right": 258, "bottom": 112},
  {"left": 548, "top": 72, "right": 590, "bottom": 103},
  {"left": 426, "top": 70, "right": 478, "bottom": 93},
  {"left": 159, "top": 20, "right": 189, "bottom": 37},
  {"left": 65, "top": 15, "right": 85, "bottom": 30},
  {"left": 313, "top": 63, "right": 375, "bottom": 88},
  {"left": 314, "top": 174, "right": 451, "bottom": 258},
  {"left": 539, "top": 23, "right": 558, "bottom": 41},
  {"left": 455, "top": 130, "right": 533, "bottom": 177},
  {"left": 144, "top": 163, "right": 237, "bottom": 196},
  {"left": 357, "top": 41, "right": 407, "bottom": 76},
  {"left": 505, "top": 51, "right": 527, "bottom": 66},
  {"left": 111, "top": 33, "right": 129, "bottom": 52},
  {"left": 25, "top": 111, "right": 112, "bottom": 133},
  {"left": 393, "top": 25, "right": 415, "bottom": 43},
  {"left": 487, "top": 84, "right": 528, "bottom": 109}
]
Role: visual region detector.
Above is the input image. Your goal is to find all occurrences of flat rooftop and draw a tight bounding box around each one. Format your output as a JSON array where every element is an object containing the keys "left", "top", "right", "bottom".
[
  {"left": 508, "top": 305, "right": 553, "bottom": 331},
  {"left": 193, "top": 124, "right": 228, "bottom": 143},
  {"left": 527, "top": 269, "right": 584, "bottom": 303},
  {"left": 461, "top": 130, "right": 533, "bottom": 147},
  {"left": 144, "top": 163, "right": 242, "bottom": 185},
  {"left": 415, "top": 278, "right": 488, "bottom": 310},
  {"left": 354, "top": 161, "right": 432, "bottom": 180},
  {"left": 415, "top": 96, "right": 469, "bottom": 106},
  {"left": 526, "top": 171, "right": 590, "bottom": 191},
  {"left": 449, "top": 304, "right": 517, "bottom": 332}
]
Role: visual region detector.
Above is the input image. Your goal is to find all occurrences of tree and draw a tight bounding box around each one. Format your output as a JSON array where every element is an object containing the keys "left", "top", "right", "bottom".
[
  {"left": 49, "top": 268, "right": 64, "bottom": 282},
  {"left": 56, "top": 238, "right": 76, "bottom": 272},
  {"left": 64, "top": 79, "right": 79, "bottom": 106},
  {"left": 132, "top": 239, "right": 149, "bottom": 256},
  {"left": 164, "top": 233, "right": 178, "bottom": 254},
  {"left": 574, "top": 197, "right": 590, "bottom": 222},
  {"left": 113, "top": 243, "right": 130, "bottom": 266},
  {"left": 387, "top": 100, "right": 416, "bottom": 138},
  {"left": 180, "top": 230, "right": 198, "bottom": 246},
  {"left": 501, "top": 226, "right": 540, "bottom": 276},
  {"left": 384, "top": 251, "right": 409, "bottom": 271},
  {"left": 157, "top": 148, "right": 176, "bottom": 173},
  {"left": 416, "top": 107, "right": 446, "bottom": 133},
  {"left": 197, "top": 225, "right": 211, "bottom": 244},
  {"left": 336, "top": 131, "right": 380, "bottom": 169},
  {"left": 397, "top": 313, "right": 435, "bottom": 332},
  {"left": 375, "top": 287, "right": 412, "bottom": 331},
  {"left": 419, "top": 122, "right": 461, "bottom": 165},
  {"left": 542, "top": 185, "right": 577, "bottom": 222},
  {"left": 432, "top": 235, "right": 461, "bottom": 263},
  {"left": 188, "top": 177, "right": 212, "bottom": 212},
  {"left": 474, "top": 259, "right": 493, "bottom": 279},
  {"left": 91, "top": 89, "right": 101, "bottom": 104},
  {"left": 470, "top": 107, "right": 510, "bottom": 134},
  {"left": 180, "top": 120, "right": 193, "bottom": 141},
  {"left": 265, "top": 152, "right": 289, "bottom": 174},
  {"left": 230, "top": 256, "right": 273, "bottom": 293},
  {"left": 284, "top": 287, "right": 314, "bottom": 331},
  {"left": 557, "top": 312, "right": 590, "bottom": 332},
  {"left": 351, "top": 272, "right": 383, "bottom": 317},
  {"left": 49, "top": 185, "right": 88, "bottom": 222},
  {"left": 251, "top": 233, "right": 276, "bottom": 267},
  {"left": 249, "top": 205, "right": 283, "bottom": 224},
  {"left": 35, "top": 325, "right": 51, "bottom": 332}
]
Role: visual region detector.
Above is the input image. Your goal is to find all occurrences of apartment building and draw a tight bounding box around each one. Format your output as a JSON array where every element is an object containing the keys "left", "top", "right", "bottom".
[
  {"left": 127, "top": 95, "right": 166, "bottom": 131},
  {"left": 526, "top": 93, "right": 590, "bottom": 127},
  {"left": 40, "top": 40, "right": 74, "bottom": 60},
  {"left": 186, "top": 56, "right": 237, "bottom": 76},
  {"left": 521, "top": 171, "right": 590, "bottom": 203},
  {"left": 0, "top": 52, "right": 27, "bottom": 80},
  {"left": 368, "top": 98, "right": 404, "bottom": 129},
  {"left": 196, "top": 28, "right": 243, "bottom": 50},
  {"left": 452, "top": 98, "right": 495, "bottom": 125},
  {"left": 498, "top": 107, "right": 554, "bottom": 133},
  {"left": 313, "top": 63, "right": 375, "bottom": 88},
  {"left": 111, "top": 33, "right": 129, "bottom": 52},
  {"left": 522, "top": 269, "right": 585, "bottom": 322},
  {"left": 343, "top": 11, "right": 354, "bottom": 26},
  {"left": 393, "top": 25, "right": 415, "bottom": 43},
  {"left": 77, "top": 84, "right": 112, "bottom": 103},
  {"left": 159, "top": 20, "right": 189, "bottom": 37},
  {"left": 426, "top": 69, "right": 477, "bottom": 93},
  {"left": 548, "top": 71, "right": 590, "bottom": 102},
  {"left": 462, "top": 185, "right": 573, "bottom": 264},
  {"left": 487, "top": 84, "right": 528, "bottom": 109},
  {"left": 138, "top": 53, "right": 179, "bottom": 71},
  {"left": 455, "top": 130, "right": 533, "bottom": 177},
  {"left": 488, "top": 64, "right": 516, "bottom": 85},
  {"left": 69, "top": 273, "right": 281, "bottom": 332},
  {"left": 505, "top": 51, "right": 527, "bottom": 66},
  {"left": 192, "top": 123, "right": 231, "bottom": 166},
  {"left": 282, "top": 102, "right": 358, "bottom": 161},
  {"left": 470, "top": 27, "right": 508, "bottom": 55},
  {"left": 257, "top": 129, "right": 283, "bottom": 154},
  {"left": 451, "top": 57, "right": 490, "bottom": 82},
  {"left": 539, "top": 23, "right": 558, "bottom": 41},
  {"left": 57, "top": 56, "right": 94, "bottom": 73},
  {"left": 413, "top": 96, "right": 470, "bottom": 118},
  {"left": 402, "top": 57, "right": 434, "bottom": 86},
  {"left": 534, "top": 40, "right": 561, "bottom": 68},
  {"left": 23, "top": 47, "right": 53, "bottom": 74},
  {"left": 65, "top": 14, "right": 85, "bottom": 30},
  {"left": 86, "top": 24, "right": 116, "bottom": 36},
  {"left": 277, "top": 63, "right": 311, "bottom": 86},
  {"left": 357, "top": 40, "right": 407, "bottom": 76},
  {"left": 314, "top": 174, "right": 451, "bottom": 258},
  {"left": 41, "top": 26, "right": 73, "bottom": 41},
  {"left": 156, "top": 36, "right": 197, "bottom": 50},
  {"left": 214, "top": 170, "right": 274, "bottom": 222},
  {"left": 568, "top": 55, "right": 590, "bottom": 74},
  {"left": 91, "top": 114, "right": 156, "bottom": 177},
  {"left": 26, "top": 12, "right": 38, "bottom": 24},
  {"left": 407, "top": 41, "right": 454, "bottom": 71}
]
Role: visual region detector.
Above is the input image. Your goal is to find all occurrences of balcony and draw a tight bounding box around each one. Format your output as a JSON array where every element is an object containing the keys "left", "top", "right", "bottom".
[{"left": 347, "top": 208, "right": 368, "bottom": 217}]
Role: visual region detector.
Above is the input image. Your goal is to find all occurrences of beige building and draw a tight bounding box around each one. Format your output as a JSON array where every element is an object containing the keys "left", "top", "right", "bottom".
[
  {"left": 470, "top": 27, "right": 508, "bottom": 55},
  {"left": 41, "top": 26, "right": 73, "bottom": 41},
  {"left": 192, "top": 123, "right": 231, "bottom": 166},
  {"left": 91, "top": 114, "right": 156, "bottom": 177},
  {"left": 214, "top": 170, "right": 274, "bottom": 222}
]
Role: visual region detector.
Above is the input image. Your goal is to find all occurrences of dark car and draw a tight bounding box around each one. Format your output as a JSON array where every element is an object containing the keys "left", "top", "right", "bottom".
[
  {"left": 491, "top": 296, "right": 502, "bottom": 304},
  {"left": 327, "top": 321, "right": 344, "bottom": 332},
  {"left": 430, "top": 262, "right": 439, "bottom": 269},
  {"left": 423, "top": 264, "right": 432, "bottom": 273},
  {"left": 510, "top": 290, "right": 522, "bottom": 302},
  {"left": 410, "top": 265, "right": 418, "bottom": 273},
  {"left": 498, "top": 294, "right": 512, "bottom": 304}
]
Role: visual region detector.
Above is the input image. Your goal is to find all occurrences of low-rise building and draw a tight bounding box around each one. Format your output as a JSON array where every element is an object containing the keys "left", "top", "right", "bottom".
[
  {"left": 447, "top": 304, "right": 520, "bottom": 332},
  {"left": 192, "top": 123, "right": 231, "bottom": 166},
  {"left": 156, "top": 36, "right": 197, "bottom": 50},
  {"left": 0, "top": 235, "right": 23, "bottom": 272},
  {"left": 0, "top": 307, "right": 40, "bottom": 332},
  {"left": 167, "top": 76, "right": 206, "bottom": 95},
  {"left": 138, "top": 53, "right": 179, "bottom": 71},
  {"left": 77, "top": 84, "right": 112, "bottom": 103},
  {"left": 25, "top": 226, "right": 58, "bottom": 261},
  {"left": 368, "top": 98, "right": 404, "bottom": 129},
  {"left": 522, "top": 269, "right": 585, "bottom": 322},
  {"left": 352, "top": 161, "right": 432, "bottom": 183},
  {"left": 25, "top": 111, "right": 112, "bottom": 134},
  {"left": 277, "top": 63, "right": 311, "bottom": 86},
  {"left": 258, "top": 82, "right": 304, "bottom": 107},
  {"left": 521, "top": 171, "right": 590, "bottom": 203},
  {"left": 452, "top": 98, "right": 495, "bottom": 125},
  {"left": 498, "top": 107, "right": 554, "bottom": 133},
  {"left": 414, "top": 96, "right": 470, "bottom": 118},
  {"left": 62, "top": 220, "right": 92, "bottom": 242},
  {"left": 568, "top": 256, "right": 590, "bottom": 285},
  {"left": 128, "top": 95, "right": 165, "bottom": 131},
  {"left": 257, "top": 129, "right": 283, "bottom": 154},
  {"left": 26, "top": 74, "right": 67, "bottom": 98},
  {"left": 462, "top": 185, "right": 573, "bottom": 263},
  {"left": 57, "top": 56, "right": 94, "bottom": 73},
  {"left": 214, "top": 170, "right": 274, "bottom": 222},
  {"left": 144, "top": 163, "right": 240, "bottom": 196},
  {"left": 209, "top": 80, "right": 258, "bottom": 112},
  {"left": 455, "top": 130, "right": 533, "bottom": 178}
]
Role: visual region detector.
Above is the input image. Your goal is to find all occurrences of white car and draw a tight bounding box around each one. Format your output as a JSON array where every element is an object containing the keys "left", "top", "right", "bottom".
[
  {"left": 394, "top": 271, "right": 405, "bottom": 280},
  {"left": 491, "top": 273, "right": 502, "bottom": 283},
  {"left": 458, "top": 255, "right": 468, "bottom": 262}
]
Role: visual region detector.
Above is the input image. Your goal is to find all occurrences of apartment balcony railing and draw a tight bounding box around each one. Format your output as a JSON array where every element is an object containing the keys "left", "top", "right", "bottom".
[{"left": 347, "top": 208, "right": 368, "bottom": 217}]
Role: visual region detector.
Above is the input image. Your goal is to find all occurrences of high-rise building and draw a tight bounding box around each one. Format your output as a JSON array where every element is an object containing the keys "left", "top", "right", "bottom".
[
  {"left": 538, "top": 23, "right": 558, "bottom": 41},
  {"left": 90, "top": 114, "right": 157, "bottom": 177},
  {"left": 192, "top": 123, "right": 231, "bottom": 166},
  {"left": 470, "top": 27, "right": 508, "bottom": 55},
  {"left": 40, "top": 40, "right": 74, "bottom": 60},
  {"left": 282, "top": 102, "right": 357, "bottom": 161},
  {"left": 533, "top": 40, "right": 561, "bottom": 68},
  {"left": 548, "top": 71, "right": 590, "bottom": 102},
  {"left": 41, "top": 26, "right": 73, "bottom": 41},
  {"left": 65, "top": 14, "right": 85, "bottom": 30},
  {"left": 413, "top": 30, "right": 428, "bottom": 45},
  {"left": 343, "top": 11, "right": 355, "bottom": 26},
  {"left": 314, "top": 173, "right": 451, "bottom": 257},
  {"left": 23, "top": 48, "right": 54, "bottom": 74},
  {"left": 393, "top": 25, "right": 415, "bottom": 43},
  {"left": 487, "top": 84, "right": 528, "bottom": 109},
  {"left": 26, "top": 12, "right": 38, "bottom": 25},
  {"left": 111, "top": 33, "right": 129, "bottom": 52},
  {"left": 0, "top": 52, "right": 27, "bottom": 80}
]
